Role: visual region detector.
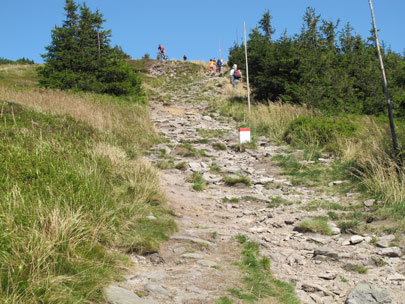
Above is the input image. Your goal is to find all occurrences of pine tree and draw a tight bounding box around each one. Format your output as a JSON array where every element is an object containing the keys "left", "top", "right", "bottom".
[
  {"left": 258, "top": 10, "right": 275, "bottom": 41},
  {"left": 38, "top": 0, "right": 141, "bottom": 97}
]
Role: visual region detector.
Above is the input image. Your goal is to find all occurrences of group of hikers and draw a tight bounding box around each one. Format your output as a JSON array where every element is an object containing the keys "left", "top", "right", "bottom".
[
  {"left": 157, "top": 44, "right": 242, "bottom": 90},
  {"left": 208, "top": 58, "right": 224, "bottom": 74}
]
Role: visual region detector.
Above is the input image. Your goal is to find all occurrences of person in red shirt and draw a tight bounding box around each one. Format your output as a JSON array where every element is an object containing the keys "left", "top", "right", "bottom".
[{"left": 158, "top": 44, "right": 166, "bottom": 60}]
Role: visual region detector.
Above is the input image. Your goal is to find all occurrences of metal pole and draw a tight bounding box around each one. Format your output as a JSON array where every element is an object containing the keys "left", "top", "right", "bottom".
[
  {"left": 244, "top": 22, "right": 251, "bottom": 113},
  {"left": 368, "top": 0, "right": 399, "bottom": 152}
]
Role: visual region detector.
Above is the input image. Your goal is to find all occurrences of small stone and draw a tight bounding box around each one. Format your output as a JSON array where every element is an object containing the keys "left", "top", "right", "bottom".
[
  {"left": 144, "top": 283, "right": 170, "bottom": 298},
  {"left": 146, "top": 215, "right": 157, "bottom": 220},
  {"left": 318, "top": 272, "right": 337, "bottom": 280},
  {"left": 104, "top": 285, "right": 147, "bottom": 304},
  {"left": 387, "top": 273, "right": 405, "bottom": 281},
  {"left": 345, "top": 283, "right": 392, "bottom": 304},
  {"left": 364, "top": 236, "right": 372, "bottom": 243},
  {"left": 363, "top": 199, "right": 375, "bottom": 207},
  {"left": 350, "top": 235, "right": 364, "bottom": 245},
  {"left": 181, "top": 253, "right": 206, "bottom": 259},
  {"left": 331, "top": 227, "right": 341, "bottom": 235},
  {"left": 328, "top": 180, "right": 344, "bottom": 187},
  {"left": 173, "top": 247, "right": 185, "bottom": 254},
  {"left": 314, "top": 247, "right": 339, "bottom": 260},
  {"left": 198, "top": 260, "right": 218, "bottom": 267},
  {"left": 376, "top": 239, "right": 390, "bottom": 248},
  {"left": 309, "top": 236, "right": 327, "bottom": 245},
  {"left": 148, "top": 253, "right": 165, "bottom": 264},
  {"left": 378, "top": 247, "right": 402, "bottom": 257},
  {"left": 189, "top": 162, "right": 202, "bottom": 172}
]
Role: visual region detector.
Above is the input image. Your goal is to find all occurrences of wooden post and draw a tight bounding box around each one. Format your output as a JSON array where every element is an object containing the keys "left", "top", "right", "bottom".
[
  {"left": 244, "top": 22, "right": 251, "bottom": 113},
  {"left": 368, "top": 0, "right": 399, "bottom": 153}
]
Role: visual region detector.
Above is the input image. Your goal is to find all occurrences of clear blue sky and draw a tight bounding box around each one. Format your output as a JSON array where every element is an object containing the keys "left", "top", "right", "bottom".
[{"left": 1, "top": 0, "right": 404, "bottom": 63}]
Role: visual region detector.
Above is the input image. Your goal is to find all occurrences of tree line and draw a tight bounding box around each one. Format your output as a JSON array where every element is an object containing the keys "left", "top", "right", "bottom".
[
  {"left": 38, "top": 0, "right": 142, "bottom": 98},
  {"left": 228, "top": 8, "right": 405, "bottom": 118}
]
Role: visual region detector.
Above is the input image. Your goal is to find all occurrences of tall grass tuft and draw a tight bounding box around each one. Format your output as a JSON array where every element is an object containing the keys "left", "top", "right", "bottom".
[{"left": 210, "top": 99, "right": 313, "bottom": 143}]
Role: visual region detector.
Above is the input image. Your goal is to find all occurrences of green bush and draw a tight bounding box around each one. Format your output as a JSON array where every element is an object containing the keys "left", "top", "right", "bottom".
[{"left": 284, "top": 116, "right": 358, "bottom": 151}]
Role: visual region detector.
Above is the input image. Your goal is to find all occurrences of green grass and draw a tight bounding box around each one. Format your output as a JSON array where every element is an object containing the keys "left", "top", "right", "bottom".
[
  {"left": 338, "top": 220, "right": 360, "bottom": 234},
  {"left": 0, "top": 100, "right": 176, "bottom": 303},
  {"left": 191, "top": 172, "right": 206, "bottom": 191},
  {"left": 227, "top": 235, "right": 300, "bottom": 304},
  {"left": 197, "top": 128, "right": 229, "bottom": 138},
  {"left": 210, "top": 164, "right": 222, "bottom": 173},
  {"left": 297, "top": 217, "right": 332, "bottom": 235},
  {"left": 267, "top": 196, "right": 293, "bottom": 208},
  {"left": 223, "top": 175, "right": 251, "bottom": 187},
  {"left": 175, "top": 161, "right": 187, "bottom": 170},
  {"left": 175, "top": 143, "right": 207, "bottom": 158},
  {"left": 223, "top": 197, "right": 241, "bottom": 203},
  {"left": 343, "top": 264, "right": 368, "bottom": 274},
  {"left": 303, "top": 200, "right": 347, "bottom": 211},
  {"left": 271, "top": 154, "right": 352, "bottom": 189},
  {"left": 216, "top": 297, "right": 234, "bottom": 304},
  {"left": 213, "top": 142, "right": 227, "bottom": 150}
]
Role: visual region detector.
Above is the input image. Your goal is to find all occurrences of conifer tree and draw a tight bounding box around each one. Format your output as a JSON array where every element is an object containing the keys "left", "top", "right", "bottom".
[
  {"left": 38, "top": 0, "right": 142, "bottom": 97},
  {"left": 259, "top": 10, "right": 275, "bottom": 41},
  {"left": 228, "top": 6, "right": 405, "bottom": 118}
]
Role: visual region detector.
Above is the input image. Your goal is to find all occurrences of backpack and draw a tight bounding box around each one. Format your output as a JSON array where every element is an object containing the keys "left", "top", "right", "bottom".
[{"left": 234, "top": 69, "right": 241, "bottom": 79}]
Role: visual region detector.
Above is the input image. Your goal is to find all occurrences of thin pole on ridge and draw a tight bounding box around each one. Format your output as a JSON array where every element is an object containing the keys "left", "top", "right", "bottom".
[
  {"left": 244, "top": 22, "right": 251, "bottom": 113},
  {"left": 368, "top": 0, "right": 398, "bottom": 153}
]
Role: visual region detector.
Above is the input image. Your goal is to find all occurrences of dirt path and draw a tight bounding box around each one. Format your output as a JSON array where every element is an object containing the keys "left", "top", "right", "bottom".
[{"left": 105, "top": 62, "right": 404, "bottom": 304}]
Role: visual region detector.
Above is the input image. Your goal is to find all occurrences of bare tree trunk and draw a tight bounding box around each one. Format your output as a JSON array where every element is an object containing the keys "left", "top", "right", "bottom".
[{"left": 368, "top": 0, "right": 399, "bottom": 153}]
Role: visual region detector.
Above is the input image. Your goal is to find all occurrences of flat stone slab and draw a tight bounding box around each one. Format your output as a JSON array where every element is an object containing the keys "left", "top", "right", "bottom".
[
  {"left": 170, "top": 235, "right": 218, "bottom": 249},
  {"left": 104, "top": 286, "right": 158, "bottom": 304}
]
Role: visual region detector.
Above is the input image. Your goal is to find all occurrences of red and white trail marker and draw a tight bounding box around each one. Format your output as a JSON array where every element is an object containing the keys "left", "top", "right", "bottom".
[{"left": 239, "top": 128, "right": 251, "bottom": 150}]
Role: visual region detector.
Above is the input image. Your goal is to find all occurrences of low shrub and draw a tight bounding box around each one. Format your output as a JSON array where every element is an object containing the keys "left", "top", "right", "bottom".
[{"left": 284, "top": 116, "right": 358, "bottom": 152}]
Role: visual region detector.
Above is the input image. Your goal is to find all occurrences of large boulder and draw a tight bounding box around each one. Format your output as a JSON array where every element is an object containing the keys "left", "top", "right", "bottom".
[{"left": 345, "top": 283, "right": 392, "bottom": 304}]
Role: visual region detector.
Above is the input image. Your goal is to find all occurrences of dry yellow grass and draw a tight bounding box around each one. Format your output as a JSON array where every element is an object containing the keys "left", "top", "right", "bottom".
[
  {"left": 0, "top": 86, "right": 159, "bottom": 151},
  {"left": 0, "top": 87, "right": 114, "bottom": 130},
  {"left": 340, "top": 117, "right": 405, "bottom": 204},
  {"left": 0, "top": 64, "right": 37, "bottom": 73}
]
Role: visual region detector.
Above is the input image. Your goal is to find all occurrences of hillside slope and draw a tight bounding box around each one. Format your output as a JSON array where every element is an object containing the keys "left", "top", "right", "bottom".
[
  {"left": 0, "top": 64, "right": 176, "bottom": 303},
  {"left": 105, "top": 60, "right": 404, "bottom": 304}
]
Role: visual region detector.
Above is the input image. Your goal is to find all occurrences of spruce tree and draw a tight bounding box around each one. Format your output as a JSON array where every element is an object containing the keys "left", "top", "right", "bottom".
[
  {"left": 258, "top": 10, "right": 275, "bottom": 41},
  {"left": 38, "top": 0, "right": 142, "bottom": 97}
]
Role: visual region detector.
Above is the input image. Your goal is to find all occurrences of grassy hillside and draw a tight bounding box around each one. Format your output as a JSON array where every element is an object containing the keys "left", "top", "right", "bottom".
[
  {"left": 0, "top": 63, "right": 176, "bottom": 303},
  {"left": 209, "top": 86, "right": 405, "bottom": 232}
]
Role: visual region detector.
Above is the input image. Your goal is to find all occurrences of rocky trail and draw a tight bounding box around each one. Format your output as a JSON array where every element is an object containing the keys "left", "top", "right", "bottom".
[{"left": 105, "top": 62, "right": 404, "bottom": 304}]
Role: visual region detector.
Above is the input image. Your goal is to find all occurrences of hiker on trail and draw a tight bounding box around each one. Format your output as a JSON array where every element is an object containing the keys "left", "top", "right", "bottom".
[
  {"left": 209, "top": 59, "right": 215, "bottom": 72},
  {"left": 217, "top": 58, "right": 223, "bottom": 74},
  {"left": 183, "top": 54, "right": 187, "bottom": 61},
  {"left": 158, "top": 44, "right": 166, "bottom": 60},
  {"left": 230, "top": 64, "right": 242, "bottom": 89}
]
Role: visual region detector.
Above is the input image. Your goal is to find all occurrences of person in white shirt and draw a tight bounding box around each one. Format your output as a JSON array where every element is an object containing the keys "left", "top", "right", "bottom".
[{"left": 230, "top": 64, "right": 242, "bottom": 89}]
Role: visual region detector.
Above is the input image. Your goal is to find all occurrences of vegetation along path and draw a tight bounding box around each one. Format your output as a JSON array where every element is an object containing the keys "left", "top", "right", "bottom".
[{"left": 105, "top": 61, "right": 405, "bottom": 304}]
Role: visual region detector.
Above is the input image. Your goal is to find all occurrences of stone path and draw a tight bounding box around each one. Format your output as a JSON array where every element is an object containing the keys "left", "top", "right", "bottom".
[{"left": 105, "top": 62, "right": 405, "bottom": 304}]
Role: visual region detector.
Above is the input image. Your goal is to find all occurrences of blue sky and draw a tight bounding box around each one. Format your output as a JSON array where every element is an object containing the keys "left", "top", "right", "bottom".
[{"left": 1, "top": 0, "right": 404, "bottom": 63}]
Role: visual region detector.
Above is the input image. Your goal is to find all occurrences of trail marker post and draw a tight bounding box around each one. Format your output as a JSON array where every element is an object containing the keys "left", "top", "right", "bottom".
[
  {"left": 368, "top": 0, "right": 399, "bottom": 153},
  {"left": 244, "top": 22, "right": 251, "bottom": 113},
  {"left": 239, "top": 128, "right": 251, "bottom": 151}
]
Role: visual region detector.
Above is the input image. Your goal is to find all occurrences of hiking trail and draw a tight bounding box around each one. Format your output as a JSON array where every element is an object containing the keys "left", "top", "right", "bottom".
[{"left": 105, "top": 61, "right": 404, "bottom": 304}]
